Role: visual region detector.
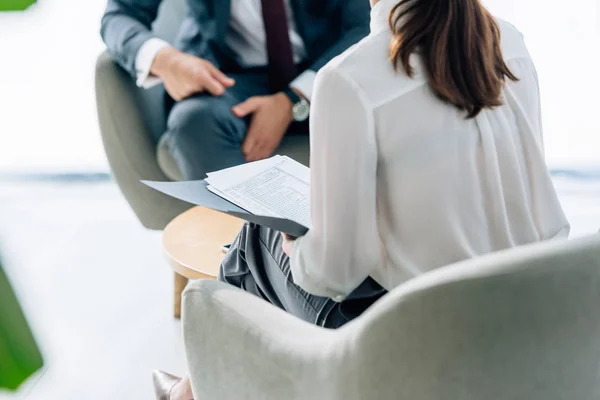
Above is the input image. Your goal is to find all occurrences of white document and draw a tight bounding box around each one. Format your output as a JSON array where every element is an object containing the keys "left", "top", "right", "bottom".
[
  {"left": 206, "top": 155, "right": 283, "bottom": 181},
  {"left": 206, "top": 156, "right": 311, "bottom": 228}
]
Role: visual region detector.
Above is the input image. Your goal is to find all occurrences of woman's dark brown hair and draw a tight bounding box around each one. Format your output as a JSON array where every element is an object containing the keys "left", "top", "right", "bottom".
[{"left": 389, "top": 0, "right": 518, "bottom": 118}]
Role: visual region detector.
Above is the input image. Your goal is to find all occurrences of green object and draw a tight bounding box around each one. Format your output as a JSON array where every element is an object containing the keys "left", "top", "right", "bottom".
[
  {"left": 0, "top": 0, "right": 36, "bottom": 11},
  {"left": 0, "top": 257, "right": 43, "bottom": 391}
]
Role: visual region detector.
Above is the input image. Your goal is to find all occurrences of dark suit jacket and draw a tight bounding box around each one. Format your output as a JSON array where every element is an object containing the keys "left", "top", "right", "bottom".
[{"left": 101, "top": 0, "right": 371, "bottom": 79}]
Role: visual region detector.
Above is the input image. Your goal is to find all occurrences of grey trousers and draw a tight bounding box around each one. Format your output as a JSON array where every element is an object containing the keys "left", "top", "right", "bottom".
[
  {"left": 219, "top": 223, "right": 387, "bottom": 329},
  {"left": 163, "top": 71, "right": 306, "bottom": 180}
]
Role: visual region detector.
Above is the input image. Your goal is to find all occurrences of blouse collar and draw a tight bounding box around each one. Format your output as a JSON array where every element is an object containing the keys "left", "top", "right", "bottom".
[{"left": 370, "top": 0, "right": 404, "bottom": 35}]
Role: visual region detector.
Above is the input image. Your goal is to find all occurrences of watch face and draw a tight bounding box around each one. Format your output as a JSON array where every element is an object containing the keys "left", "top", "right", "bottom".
[{"left": 293, "top": 100, "right": 310, "bottom": 122}]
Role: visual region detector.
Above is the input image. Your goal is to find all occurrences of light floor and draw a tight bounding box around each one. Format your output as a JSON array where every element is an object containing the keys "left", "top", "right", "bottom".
[
  {"left": 0, "top": 182, "right": 187, "bottom": 400},
  {"left": 0, "top": 178, "right": 599, "bottom": 400}
]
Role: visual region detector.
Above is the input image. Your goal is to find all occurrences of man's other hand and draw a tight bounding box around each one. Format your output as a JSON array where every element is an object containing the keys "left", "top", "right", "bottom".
[
  {"left": 150, "top": 46, "right": 235, "bottom": 101},
  {"left": 232, "top": 93, "right": 293, "bottom": 162}
]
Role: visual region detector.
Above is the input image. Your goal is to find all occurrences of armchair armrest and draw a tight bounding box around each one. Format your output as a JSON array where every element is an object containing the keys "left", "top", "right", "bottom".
[
  {"left": 95, "top": 50, "right": 191, "bottom": 229},
  {"left": 181, "top": 280, "right": 342, "bottom": 400}
]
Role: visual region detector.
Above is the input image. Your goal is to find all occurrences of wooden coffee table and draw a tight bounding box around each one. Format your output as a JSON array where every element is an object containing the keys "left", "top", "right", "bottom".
[{"left": 163, "top": 206, "right": 244, "bottom": 318}]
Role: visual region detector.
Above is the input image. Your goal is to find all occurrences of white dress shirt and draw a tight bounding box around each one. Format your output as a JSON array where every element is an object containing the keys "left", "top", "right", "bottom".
[
  {"left": 290, "top": 0, "right": 570, "bottom": 300},
  {"left": 135, "top": 0, "right": 316, "bottom": 99}
]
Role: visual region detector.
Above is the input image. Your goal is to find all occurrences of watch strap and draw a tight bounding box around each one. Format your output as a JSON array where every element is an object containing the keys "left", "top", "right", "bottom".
[{"left": 282, "top": 87, "right": 302, "bottom": 106}]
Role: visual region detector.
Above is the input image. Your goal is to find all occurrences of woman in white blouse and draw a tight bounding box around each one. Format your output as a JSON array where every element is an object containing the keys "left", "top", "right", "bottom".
[
  {"left": 219, "top": 0, "right": 570, "bottom": 328},
  {"left": 157, "top": 0, "right": 570, "bottom": 397}
]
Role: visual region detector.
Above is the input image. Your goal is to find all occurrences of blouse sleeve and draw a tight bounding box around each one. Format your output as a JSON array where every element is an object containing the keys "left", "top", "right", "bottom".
[{"left": 290, "top": 65, "right": 381, "bottom": 300}]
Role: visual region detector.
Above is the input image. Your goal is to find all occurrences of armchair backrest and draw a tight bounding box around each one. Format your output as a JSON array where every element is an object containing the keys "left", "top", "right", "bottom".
[
  {"left": 133, "top": 0, "right": 187, "bottom": 143},
  {"left": 340, "top": 234, "right": 600, "bottom": 400}
]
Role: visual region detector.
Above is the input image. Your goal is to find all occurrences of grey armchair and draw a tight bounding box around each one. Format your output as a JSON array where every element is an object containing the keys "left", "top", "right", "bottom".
[
  {"left": 95, "top": 0, "right": 309, "bottom": 231},
  {"left": 182, "top": 234, "right": 600, "bottom": 400},
  {"left": 95, "top": 0, "right": 309, "bottom": 317},
  {"left": 95, "top": 0, "right": 190, "bottom": 231}
]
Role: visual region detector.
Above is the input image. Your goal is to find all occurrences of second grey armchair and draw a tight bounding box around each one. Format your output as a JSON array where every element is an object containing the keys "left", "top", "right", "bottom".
[
  {"left": 95, "top": 0, "right": 309, "bottom": 317},
  {"left": 95, "top": 0, "right": 192, "bottom": 231},
  {"left": 95, "top": 0, "right": 309, "bottom": 231}
]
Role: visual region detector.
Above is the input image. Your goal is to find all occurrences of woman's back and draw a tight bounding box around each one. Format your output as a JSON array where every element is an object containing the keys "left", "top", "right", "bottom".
[
  {"left": 291, "top": 0, "right": 569, "bottom": 296},
  {"left": 365, "top": 15, "right": 568, "bottom": 286}
]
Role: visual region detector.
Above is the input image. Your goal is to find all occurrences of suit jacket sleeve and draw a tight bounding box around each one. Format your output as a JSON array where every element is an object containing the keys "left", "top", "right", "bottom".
[
  {"left": 308, "top": 0, "right": 371, "bottom": 72},
  {"left": 100, "top": 0, "right": 165, "bottom": 77}
]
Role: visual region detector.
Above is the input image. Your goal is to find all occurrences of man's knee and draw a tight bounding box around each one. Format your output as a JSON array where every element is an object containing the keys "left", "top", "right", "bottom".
[{"left": 167, "top": 95, "right": 244, "bottom": 146}]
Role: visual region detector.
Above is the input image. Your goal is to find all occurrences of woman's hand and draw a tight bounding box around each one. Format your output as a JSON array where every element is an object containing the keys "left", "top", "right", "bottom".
[{"left": 281, "top": 233, "right": 297, "bottom": 257}]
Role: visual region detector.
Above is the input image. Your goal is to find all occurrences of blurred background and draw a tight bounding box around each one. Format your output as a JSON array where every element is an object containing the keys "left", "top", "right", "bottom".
[
  {"left": 0, "top": 0, "right": 599, "bottom": 399},
  {"left": 1, "top": 0, "right": 599, "bottom": 174}
]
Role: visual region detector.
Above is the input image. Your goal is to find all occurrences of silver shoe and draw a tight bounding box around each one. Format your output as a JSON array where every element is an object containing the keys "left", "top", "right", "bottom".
[{"left": 152, "top": 370, "right": 181, "bottom": 400}]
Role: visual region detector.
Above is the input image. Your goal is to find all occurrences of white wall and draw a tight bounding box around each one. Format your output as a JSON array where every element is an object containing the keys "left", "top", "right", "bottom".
[
  {"left": 484, "top": 0, "right": 600, "bottom": 168},
  {"left": 0, "top": 0, "right": 108, "bottom": 173},
  {"left": 0, "top": 0, "right": 598, "bottom": 173}
]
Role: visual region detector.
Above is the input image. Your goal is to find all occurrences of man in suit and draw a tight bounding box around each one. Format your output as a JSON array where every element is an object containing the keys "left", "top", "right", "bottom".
[{"left": 101, "top": 0, "right": 371, "bottom": 180}]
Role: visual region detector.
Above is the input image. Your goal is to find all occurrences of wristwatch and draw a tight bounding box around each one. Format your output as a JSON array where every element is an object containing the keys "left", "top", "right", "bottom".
[{"left": 283, "top": 87, "right": 310, "bottom": 122}]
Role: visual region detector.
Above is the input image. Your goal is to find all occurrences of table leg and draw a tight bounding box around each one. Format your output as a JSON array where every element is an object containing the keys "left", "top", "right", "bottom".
[{"left": 174, "top": 272, "right": 189, "bottom": 319}]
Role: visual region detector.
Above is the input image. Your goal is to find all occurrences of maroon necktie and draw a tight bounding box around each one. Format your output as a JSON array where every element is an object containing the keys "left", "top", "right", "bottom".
[{"left": 261, "top": 0, "right": 297, "bottom": 92}]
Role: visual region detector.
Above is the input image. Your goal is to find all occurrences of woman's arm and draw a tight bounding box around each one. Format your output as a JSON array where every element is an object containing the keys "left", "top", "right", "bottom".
[{"left": 290, "top": 65, "right": 381, "bottom": 300}]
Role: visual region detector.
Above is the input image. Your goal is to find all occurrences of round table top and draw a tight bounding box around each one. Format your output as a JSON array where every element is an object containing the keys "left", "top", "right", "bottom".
[{"left": 163, "top": 207, "right": 244, "bottom": 280}]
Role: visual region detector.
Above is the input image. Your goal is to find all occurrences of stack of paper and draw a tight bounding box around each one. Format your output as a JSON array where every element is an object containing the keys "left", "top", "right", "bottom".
[{"left": 142, "top": 155, "right": 311, "bottom": 237}]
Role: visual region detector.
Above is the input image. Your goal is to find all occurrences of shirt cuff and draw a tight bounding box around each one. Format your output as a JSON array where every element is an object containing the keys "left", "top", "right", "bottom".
[
  {"left": 290, "top": 70, "right": 317, "bottom": 102},
  {"left": 290, "top": 236, "right": 348, "bottom": 302},
  {"left": 135, "top": 38, "right": 170, "bottom": 89}
]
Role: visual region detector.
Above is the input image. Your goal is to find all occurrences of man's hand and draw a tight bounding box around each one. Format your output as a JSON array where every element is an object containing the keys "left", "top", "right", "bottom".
[
  {"left": 232, "top": 93, "right": 293, "bottom": 162},
  {"left": 151, "top": 46, "right": 235, "bottom": 101}
]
